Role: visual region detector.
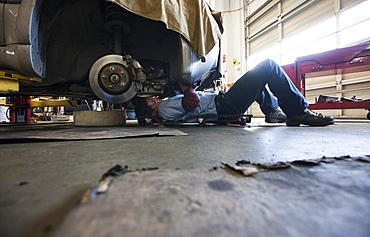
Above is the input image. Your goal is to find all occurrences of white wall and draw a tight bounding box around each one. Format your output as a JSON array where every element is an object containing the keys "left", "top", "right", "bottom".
[{"left": 206, "top": 0, "right": 246, "bottom": 87}]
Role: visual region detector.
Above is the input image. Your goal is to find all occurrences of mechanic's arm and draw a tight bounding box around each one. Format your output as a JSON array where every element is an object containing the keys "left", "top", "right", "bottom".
[{"left": 178, "top": 80, "right": 200, "bottom": 112}]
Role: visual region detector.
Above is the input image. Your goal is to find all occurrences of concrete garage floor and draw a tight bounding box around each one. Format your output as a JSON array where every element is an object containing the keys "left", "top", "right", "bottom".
[{"left": 0, "top": 118, "right": 369, "bottom": 237}]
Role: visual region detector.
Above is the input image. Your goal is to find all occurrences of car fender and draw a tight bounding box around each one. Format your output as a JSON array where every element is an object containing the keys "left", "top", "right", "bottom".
[{"left": 0, "top": 0, "right": 45, "bottom": 77}]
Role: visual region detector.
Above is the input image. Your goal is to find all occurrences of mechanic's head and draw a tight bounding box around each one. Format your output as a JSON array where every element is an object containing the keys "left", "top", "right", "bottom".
[
  {"left": 145, "top": 97, "right": 162, "bottom": 113},
  {"left": 133, "top": 97, "right": 162, "bottom": 123}
]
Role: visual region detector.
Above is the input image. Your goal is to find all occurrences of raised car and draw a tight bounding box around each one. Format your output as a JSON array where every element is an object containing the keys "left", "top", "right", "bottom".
[{"left": 0, "top": 0, "right": 223, "bottom": 104}]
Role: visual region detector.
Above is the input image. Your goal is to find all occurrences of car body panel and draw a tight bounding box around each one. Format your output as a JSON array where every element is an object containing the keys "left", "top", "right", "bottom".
[
  {"left": 0, "top": 0, "right": 44, "bottom": 77},
  {"left": 0, "top": 3, "right": 5, "bottom": 45}
]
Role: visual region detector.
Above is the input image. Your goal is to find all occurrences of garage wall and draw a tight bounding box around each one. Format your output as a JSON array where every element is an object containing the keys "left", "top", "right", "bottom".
[
  {"left": 244, "top": 0, "right": 370, "bottom": 119},
  {"left": 206, "top": 0, "right": 246, "bottom": 86}
]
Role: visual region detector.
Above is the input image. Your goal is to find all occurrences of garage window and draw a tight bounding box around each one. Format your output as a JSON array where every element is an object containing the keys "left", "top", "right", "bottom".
[
  {"left": 246, "top": 0, "right": 370, "bottom": 69},
  {"left": 339, "top": 0, "right": 370, "bottom": 47}
]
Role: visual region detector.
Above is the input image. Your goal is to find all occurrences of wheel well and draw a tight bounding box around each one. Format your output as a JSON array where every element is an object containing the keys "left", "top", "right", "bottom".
[{"left": 36, "top": 0, "right": 109, "bottom": 84}]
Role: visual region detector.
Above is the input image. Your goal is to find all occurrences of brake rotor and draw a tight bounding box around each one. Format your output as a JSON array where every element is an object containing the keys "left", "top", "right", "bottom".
[{"left": 89, "top": 54, "right": 137, "bottom": 103}]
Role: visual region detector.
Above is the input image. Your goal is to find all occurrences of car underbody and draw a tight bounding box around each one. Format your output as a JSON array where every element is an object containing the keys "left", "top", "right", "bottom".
[{"left": 0, "top": 0, "right": 222, "bottom": 104}]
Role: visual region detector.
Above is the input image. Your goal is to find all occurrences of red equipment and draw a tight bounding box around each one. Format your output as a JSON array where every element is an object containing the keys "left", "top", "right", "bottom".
[{"left": 282, "top": 42, "right": 370, "bottom": 119}]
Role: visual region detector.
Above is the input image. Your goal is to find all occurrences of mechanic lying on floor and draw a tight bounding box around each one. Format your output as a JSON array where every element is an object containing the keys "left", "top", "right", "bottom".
[{"left": 134, "top": 59, "right": 335, "bottom": 126}]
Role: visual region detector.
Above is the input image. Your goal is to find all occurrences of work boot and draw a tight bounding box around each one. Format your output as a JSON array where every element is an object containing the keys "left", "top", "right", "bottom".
[
  {"left": 286, "top": 109, "right": 335, "bottom": 126},
  {"left": 265, "top": 109, "right": 287, "bottom": 123}
]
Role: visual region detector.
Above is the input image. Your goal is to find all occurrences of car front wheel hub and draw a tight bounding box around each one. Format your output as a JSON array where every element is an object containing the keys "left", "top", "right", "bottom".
[
  {"left": 98, "top": 63, "right": 130, "bottom": 95},
  {"left": 89, "top": 54, "right": 138, "bottom": 103}
]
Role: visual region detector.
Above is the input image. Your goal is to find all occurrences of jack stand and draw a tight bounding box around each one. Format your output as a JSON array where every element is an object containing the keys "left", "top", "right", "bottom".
[{"left": 8, "top": 95, "right": 31, "bottom": 123}]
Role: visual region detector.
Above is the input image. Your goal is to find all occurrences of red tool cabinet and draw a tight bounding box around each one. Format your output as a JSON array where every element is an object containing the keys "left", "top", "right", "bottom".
[{"left": 282, "top": 42, "right": 370, "bottom": 119}]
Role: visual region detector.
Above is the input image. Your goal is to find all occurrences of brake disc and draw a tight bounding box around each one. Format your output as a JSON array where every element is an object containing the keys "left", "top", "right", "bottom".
[{"left": 89, "top": 54, "right": 137, "bottom": 103}]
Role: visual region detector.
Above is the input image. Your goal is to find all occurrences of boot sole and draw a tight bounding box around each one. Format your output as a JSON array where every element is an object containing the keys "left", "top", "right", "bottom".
[
  {"left": 286, "top": 120, "right": 335, "bottom": 126},
  {"left": 265, "top": 119, "right": 286, "bottom": 123}
]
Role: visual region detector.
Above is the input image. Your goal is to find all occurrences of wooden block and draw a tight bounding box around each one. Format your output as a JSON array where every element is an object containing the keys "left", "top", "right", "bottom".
[{"left": 73, "top": 110, "right": 126, "bottom": 127}]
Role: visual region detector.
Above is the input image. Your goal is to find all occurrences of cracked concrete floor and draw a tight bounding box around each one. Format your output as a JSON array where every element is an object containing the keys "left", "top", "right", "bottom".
[{"left": 0, "top": 119, "right": 369, "bottom": 236}]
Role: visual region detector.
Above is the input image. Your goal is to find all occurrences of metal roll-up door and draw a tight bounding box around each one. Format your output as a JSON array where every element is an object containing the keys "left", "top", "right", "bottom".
[
  {"left": 341, "top": 0, "right": 367, "bottom": 10},
  {"left": 246, "top": 0, "right": 369, "bottom": 66},
  {"left": 249, "top": 26, "right": 279, "bottom": 56},
  {"left": 282, "top": 0, "right": 334, "bottom": 40}
]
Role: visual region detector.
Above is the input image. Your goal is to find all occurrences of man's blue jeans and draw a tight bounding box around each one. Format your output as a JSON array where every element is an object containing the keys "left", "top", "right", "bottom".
[
  {"left": 256, "top": 87, "right": 279, "bottom": 115},
  {"left": 216, "top": 59, "right": 308, "bottom": 117}
]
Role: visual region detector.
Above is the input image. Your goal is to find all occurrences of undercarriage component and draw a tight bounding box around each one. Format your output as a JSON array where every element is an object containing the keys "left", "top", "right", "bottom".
[
  {"left": 0, "top": 71, "right": 42, "bottom": 93},
  {"left": 89, "top": 54, "right": 145, "bottom": 103},
  {"left": 136, "top": 59, "right": 170, "bottom": 96},
  {"left": 105, "top": 4, "right": 130, "bottom": 55}
]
